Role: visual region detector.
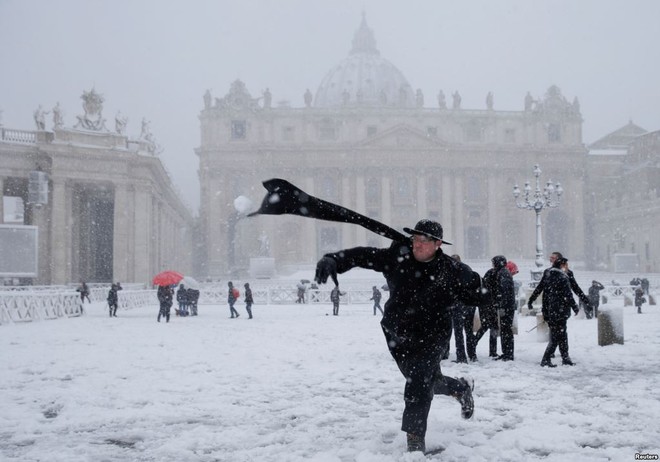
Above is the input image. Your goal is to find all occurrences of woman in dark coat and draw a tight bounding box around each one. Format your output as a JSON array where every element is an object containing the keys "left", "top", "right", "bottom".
[
  {"left": 529, "top": 257, "right": 578, "bottom": 367},
  {"left": 157, "top": 285, "right": 173, "bottom": 323},
  {"left": 587, "top": 280, "right": 605, "bottom": 318},
  {"left": 473, "top": 261, "right": 501, "bottom": 360}
]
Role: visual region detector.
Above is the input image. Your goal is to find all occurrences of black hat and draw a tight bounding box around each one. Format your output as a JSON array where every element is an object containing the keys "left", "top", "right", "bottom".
[{"left": 403, "top": 219, "right": 452, "bottom": 245}]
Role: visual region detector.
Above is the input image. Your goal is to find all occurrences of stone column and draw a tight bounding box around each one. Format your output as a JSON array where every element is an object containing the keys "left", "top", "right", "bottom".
[
  {"left": 0, "top": 177, "right": 4, "bottom": 224},
  {"left": 355, "top": 175, "right": 366, "bottom": 245},
  {"left": 381, "top": 176, "right": 391, "bottom": 228},
  {"left": 487, "top": 174, "right": 499, "bottom": 257},
  {"left": 132, "top": 186, "right": 152, "bottom": 283},
  {"left": 113, "top": 184, "right": 130, "bottom": 283},
  {"left": 454, "top": 175, "right": 465, "bottom": 256},
  {"left": 441, "top": 172, "right": 452, "bottom": 236},
  {"left": 417, "top": 174, "right": 427, "bottom": 218},
  {"left": 49, "top": 179, "right": 72, "bottom": 284}
]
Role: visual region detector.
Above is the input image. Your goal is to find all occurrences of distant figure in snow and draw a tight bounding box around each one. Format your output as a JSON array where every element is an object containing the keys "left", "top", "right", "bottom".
[
  {"left": 77, "top": 281, "right": 91, "bottom": 304},
  {"left": 370, "top": 286, "right": 383, "bottom": 316},
  {"left": 244, "top": 283, "right": 254, "bottom": 319},
  {"left": 634, "top": 287, "right": 646, "bottom": 314},
  {"left": 107, "top": 282, "right": 122, "bottom": 318},
  {"left": 157, "top": 285, "right": 173, "bottom": 323},
  {"left": 587, "top": 280, "right": 604, "bottom": 319},
  {"left": 330, "top": 286, "right": 345, "bottom": 316},
  {"left": 296, "top": 280, "right": 307, "bottom": 304},
  {"left": 228, "top": 281, "right": 240, "bottom": 318}
]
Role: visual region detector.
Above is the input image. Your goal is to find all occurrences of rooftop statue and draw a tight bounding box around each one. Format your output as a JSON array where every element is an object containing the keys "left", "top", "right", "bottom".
[
  {"left": 437, "top": 90, "right": 447, "bottom": 109},
  {"left": 74, "top": 88, "right": 107, "bottom": 131},
  {"left": 33, "top": 105, "right": 48, "bottom": 130},
  {"left": 115, "top": 111, "right": 128, "bottom": 135},
  {"left": 452, "top": 91, "right": 462, "bottom": 110},
  {"left": 52, "top": 102, "right": 64, "bottom": 128}
]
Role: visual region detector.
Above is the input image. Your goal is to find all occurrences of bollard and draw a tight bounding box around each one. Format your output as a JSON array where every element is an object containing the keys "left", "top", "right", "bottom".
[
  {"left": 536, "top": 313, "right": 549, "bottom": 342},
  {"left": 598, "top": 307, "right": 624, "bottom": 346}
]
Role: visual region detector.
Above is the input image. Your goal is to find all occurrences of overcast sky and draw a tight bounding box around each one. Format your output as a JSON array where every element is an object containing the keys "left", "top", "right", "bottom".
[{"left": 1, "top": 0, "right": 659, "bottom": 212}]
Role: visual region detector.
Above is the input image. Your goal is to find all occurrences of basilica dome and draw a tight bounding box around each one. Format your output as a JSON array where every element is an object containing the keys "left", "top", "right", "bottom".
[{"left": 314, "top": 16, "right": 415, "bottom": 109}]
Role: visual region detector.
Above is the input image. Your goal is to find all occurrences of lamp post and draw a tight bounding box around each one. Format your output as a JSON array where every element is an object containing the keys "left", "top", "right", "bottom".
[{"left": 513, "top": 164, "right": 563, "bottom": 281}]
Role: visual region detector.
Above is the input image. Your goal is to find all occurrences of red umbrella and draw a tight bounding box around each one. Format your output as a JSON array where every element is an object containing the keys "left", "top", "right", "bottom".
[{"left": 152, "top": 270, "right": 184, "bottom": 286}]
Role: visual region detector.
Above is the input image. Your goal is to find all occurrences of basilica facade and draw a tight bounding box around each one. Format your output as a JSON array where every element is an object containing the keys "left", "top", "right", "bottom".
[{"left": 197, "top": 17, "right": 591, "bottom": 278}]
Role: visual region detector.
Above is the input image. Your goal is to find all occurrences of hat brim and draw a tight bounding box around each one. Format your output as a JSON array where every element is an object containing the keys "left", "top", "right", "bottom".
[{"left": 403, "top": 227, "right": 453, "bottom": 245}]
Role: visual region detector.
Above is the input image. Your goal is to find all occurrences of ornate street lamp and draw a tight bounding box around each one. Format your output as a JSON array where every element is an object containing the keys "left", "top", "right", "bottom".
[{"left": 513, "top": 164, "right": 563, "bottom": 281}]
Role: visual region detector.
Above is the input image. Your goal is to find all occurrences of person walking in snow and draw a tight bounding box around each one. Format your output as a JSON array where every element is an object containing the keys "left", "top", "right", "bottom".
[
  {"left": 448, "top": 254, "right": 478, "bottom": 363},
  {"left": 228, "top": 281, "right": 240, "bottom": 318},
  {"left": 330, "top": 286, "right": 345, "bottom": 316},
  {"left": 473, "top": 262, "right": 501, "bottom": 360},
  {"left": 107, "top": 282, "right": 122, "bottom": 317},
  {"left": 587, "top": 280, "right": 605, "bottom": 319},
  {"left": 528, "top": 257, "right": 579, "bottom": 367},
  {"left": 244, "top": 283, "right": 254, "bottom": 319},
  {"left": 370, "top": 286, "right": 384, "bottom": 316},
  {"left": 157, "top": 284, "right": 173, "bottom": 323},
  {"left": 77, "top": 281, "right": 91, "bottom": 304},
  {"left": 634, "top": 287, "right": 646, "bottom": 314},
  {"left": 176, "top": 284, "right": 189, "bottom": 316}
]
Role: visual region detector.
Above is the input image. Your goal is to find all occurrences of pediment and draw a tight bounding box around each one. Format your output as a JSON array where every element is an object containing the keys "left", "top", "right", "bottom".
[{"left": 356, "top": 124, "right": 448, "bottom": 148}]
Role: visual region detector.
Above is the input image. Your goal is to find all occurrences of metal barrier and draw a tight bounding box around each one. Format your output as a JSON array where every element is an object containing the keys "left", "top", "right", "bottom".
[
  {"left": 0, "top": 292, "right": 83, "bottom": 324},
  {"left": 0, "top": 289, "right": 155, "bottom": 324},
  {"left": 198, "top": 287, "right": 386, "bottom": 305}
]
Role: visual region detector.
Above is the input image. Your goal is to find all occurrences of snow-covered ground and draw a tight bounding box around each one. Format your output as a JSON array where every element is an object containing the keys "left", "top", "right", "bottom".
[{"left": 1, "top": 297, "right": 658, "bottom": 461}]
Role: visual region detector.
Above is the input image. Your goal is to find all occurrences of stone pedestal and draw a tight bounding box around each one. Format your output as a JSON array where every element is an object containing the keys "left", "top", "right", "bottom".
[
  {"left": 598, "top": 308, "right": 624, "bottom": 346},
  {"left": 249, "top": 257, "right": 275, "bottom": 279},
  {"left": 536, "top": 313, "right": 549, "bottom": 342}
]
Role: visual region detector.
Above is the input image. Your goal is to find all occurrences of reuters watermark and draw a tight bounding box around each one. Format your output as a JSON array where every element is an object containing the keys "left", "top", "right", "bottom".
[{"left": 635, "top": 454, "right": 659, "bottom": 460}]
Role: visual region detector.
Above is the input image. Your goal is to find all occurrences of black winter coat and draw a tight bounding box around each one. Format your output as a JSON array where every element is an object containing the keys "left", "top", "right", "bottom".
[
  {"left": 157, "top": 285, "right": 173, "bottom": 308},
  {"left": 325, "top": 241, "right": 481, "bottom": 351},
  {"left": 530, "top": 267, "right": 590, "bottom": 309},
  {"left": 537, "top": 268, "right": 578, "bottom": 322}
]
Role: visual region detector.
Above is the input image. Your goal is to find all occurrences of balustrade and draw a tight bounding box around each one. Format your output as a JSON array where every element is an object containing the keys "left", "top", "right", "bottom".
[{"left": 0, "top": 128, "right": 37, "bottom": 144}]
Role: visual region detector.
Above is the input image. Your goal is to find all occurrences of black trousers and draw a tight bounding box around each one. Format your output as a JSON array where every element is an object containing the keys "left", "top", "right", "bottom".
[
  {"left": 543, "top": 319, "right": 570, "bottom": 362},
  {"left": 452, "top": 306, "right": 477, "bottom": 361},
  {"left": 383, "top": 324, "right": 466, "bottom": 438},
  {"left": 499, "top": 310, "right": 515, "bottom": 359}
]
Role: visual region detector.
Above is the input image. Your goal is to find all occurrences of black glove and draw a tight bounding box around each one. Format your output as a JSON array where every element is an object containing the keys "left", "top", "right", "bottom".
[
  {"left": 527, "top": 302, "right": 533, "bottom": 311},
  {"left": 314, "top": 257, "right": 338, "bottom": 286}
]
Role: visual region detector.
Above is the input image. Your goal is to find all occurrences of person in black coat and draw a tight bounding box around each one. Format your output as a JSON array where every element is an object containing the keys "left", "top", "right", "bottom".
[
  {"left": 188, "top": 288, "right": 200, "bottom": 316},
  {"left": 529, "top": 251, "right": 590, "bottom": 315},
  {"left": 228, "top": 281, "right": 240, "bottom": 318},
  {"left": 489, "top": 255, "right": 516, "bottom": 361},
  {"left": 634, "top": 287, "right": 646, "bottom": 314},
  {"left": 587, "top": 280, "right": 605, "bottom": 319},
  {"left": 176, "top": 284, "right": 189, "bottom": 316},
  {"left": 448, "top": 255, "right": 477, "bottom": 363},
  {"left": 370, "top": 286, "right": 384, "bottom": 316},
  {"left": 473, "top": 264, "right": 501, "bottom": 360},
  {"left": 330, "top": 286, "right": 345, "bottom": 315},
  {"left": 528, "top": 257, "right": 578, "bottom": 367},
  {"left": 244, "top": 283, "right": 254, "bottom": 319},
  {"left": 314, "top": 219, "right": 479, "bottom": 453},
  {"left": 107, "top": 282, "right": 122, "bottom": 317},
  {"left": 157, "top": 285, "right": 173, "bottom": 323}
]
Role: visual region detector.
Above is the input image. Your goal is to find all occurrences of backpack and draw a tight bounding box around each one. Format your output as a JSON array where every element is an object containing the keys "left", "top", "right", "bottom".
[{"left": 232, "top": 287, "right": 240, "bottom": 299}]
